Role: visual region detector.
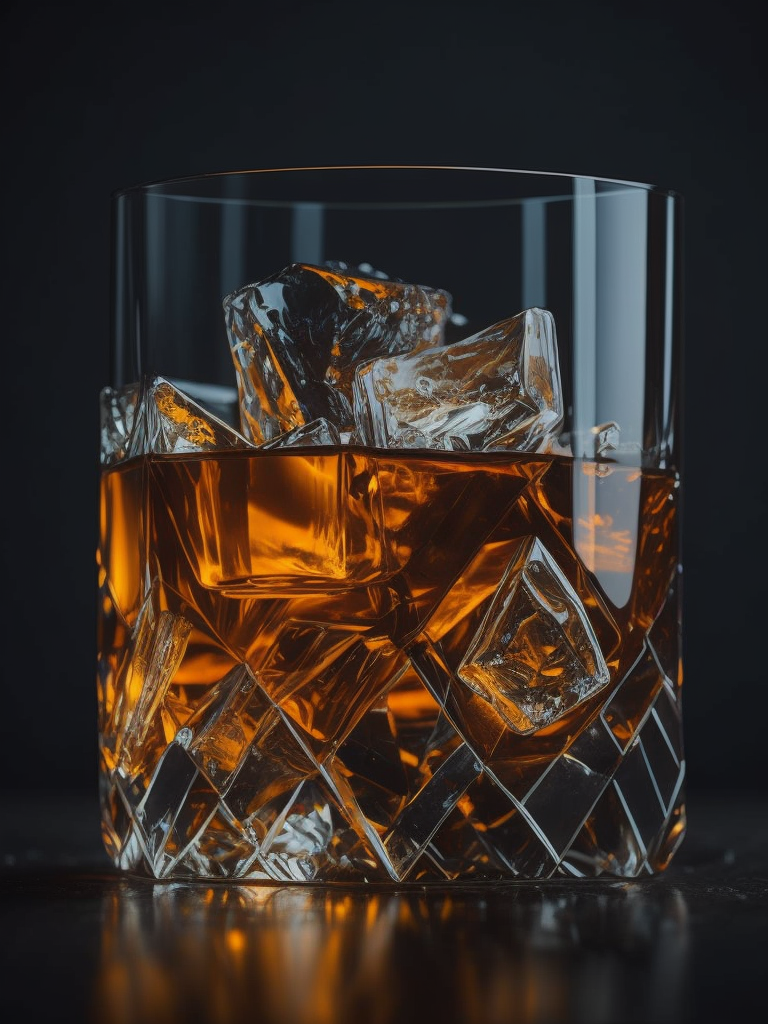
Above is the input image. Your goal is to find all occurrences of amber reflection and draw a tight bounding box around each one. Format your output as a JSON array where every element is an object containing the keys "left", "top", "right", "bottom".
[{"left": 92, "top": 880, "right": 689, "bottom": 1024}]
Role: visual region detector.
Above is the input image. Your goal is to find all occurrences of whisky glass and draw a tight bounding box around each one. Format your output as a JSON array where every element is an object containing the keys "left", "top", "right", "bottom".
[{"left": 98, "top": 166, "right": 684, "bottom": 882}]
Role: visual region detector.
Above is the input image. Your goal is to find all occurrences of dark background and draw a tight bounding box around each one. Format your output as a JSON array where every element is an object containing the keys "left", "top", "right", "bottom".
[{"left": 1, "top": 0, "right": 765, "bottom": 808}]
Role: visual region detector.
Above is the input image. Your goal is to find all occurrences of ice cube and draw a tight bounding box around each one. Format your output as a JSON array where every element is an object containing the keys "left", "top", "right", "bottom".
[
  {"left": 352, "top": 307, "right": 563, "bottom": 452},
  {"left": 223, "top": 263, "right": 452, "bottom": 444},
  {"left": 107, "top": 582, "right": 193, "bottom": 776},
  {"left": 163, "top": 378, "right": 240, "bottom": 429},
  {"left": 457, "top": 536, "right": 610, "bottom": 733},
  {"left": 592, "top": 421, "right": 620, "bottom": 457},
  {"left": 150, "top": 449, "right": 391, "bottom": 596},
  {"left": 121, "top": 376, "right": 252, "bottom": 459},
  {"left": 262, "top": 417, "right": 340, "bottom": 449}
]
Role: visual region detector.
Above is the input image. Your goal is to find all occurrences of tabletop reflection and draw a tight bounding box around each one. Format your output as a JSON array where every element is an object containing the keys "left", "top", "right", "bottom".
[{"left": 92, "top": 879, "right": 690, "bottom": 1024}]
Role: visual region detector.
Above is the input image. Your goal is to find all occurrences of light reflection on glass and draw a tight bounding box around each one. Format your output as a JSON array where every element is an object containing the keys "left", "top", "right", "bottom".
[{"left": 92, "top": 880, "right": 689, "bottom": 1024}]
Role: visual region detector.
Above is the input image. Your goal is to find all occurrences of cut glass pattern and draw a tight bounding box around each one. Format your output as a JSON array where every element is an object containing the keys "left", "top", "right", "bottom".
[{"left": 98, "top": 263, "right": 685, "bottom": 882}]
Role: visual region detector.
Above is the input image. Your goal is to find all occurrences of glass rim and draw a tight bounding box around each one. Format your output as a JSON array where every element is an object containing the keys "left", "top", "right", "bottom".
[{"left": 112, "top": 164, "right": 681, "bottom": 205}]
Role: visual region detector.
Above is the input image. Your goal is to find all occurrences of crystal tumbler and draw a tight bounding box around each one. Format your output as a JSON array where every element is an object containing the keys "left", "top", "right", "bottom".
[{"left": 98, "top": 166, "right": 685, "bottom": 882}]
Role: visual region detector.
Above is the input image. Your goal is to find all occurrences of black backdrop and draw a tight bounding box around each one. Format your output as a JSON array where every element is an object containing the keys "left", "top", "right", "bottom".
[{"left": 1, "top": 0, "right": 765, "bottom": 802}]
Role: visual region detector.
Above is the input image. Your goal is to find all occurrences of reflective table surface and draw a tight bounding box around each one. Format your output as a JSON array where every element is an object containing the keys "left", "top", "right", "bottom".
[{"left": 1, "top": 788, "right": 765, "bottom": 1024}]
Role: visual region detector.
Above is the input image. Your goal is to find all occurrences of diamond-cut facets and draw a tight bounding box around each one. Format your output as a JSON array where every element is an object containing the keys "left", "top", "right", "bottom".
[
  {"left": 184, "top": 663, "right": 267, "bottom": 787},
  {"left": 257, "top": 620, "right": 408, "bottom": 757},
  {"left": 458, "top": 537, "right": 610, "bottom": 733},
  {"left": 223, "top": 262, "right": 452, "bottom": 444},
  {"left": 383, "top": 742, "right": 482, "bottom": 879},
  {"left": 258, "top": 778, "right": 390, "bottom": 882},
  {"left": 425, "top": 772, "right": 559, "bottom": 880},
  {"left": 135, "top": 733, "right": 220, "bottom": 878},
  {"left": 98, "top": 257, "right": 686, "bottom": 882},
  {"left": 352, "top": 308, "right": 563, "bottom": 452}
]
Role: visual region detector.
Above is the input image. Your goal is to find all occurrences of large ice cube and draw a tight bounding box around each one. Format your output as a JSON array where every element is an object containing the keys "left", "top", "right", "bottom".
[
  {"left": 147, "top": 449, "right": 392, "bottom": 595},
  {"left": 457, "top": 536, "right": 610, "bottom": 733},
  {"left": 352, "top": 307, "right": 563, "bottom": 452},
  {"left": 118, "top": 376, "right": 252, "bottom": 460},
  {"left": 223, "top": 263, "right": 452, "bottom": 444}
]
